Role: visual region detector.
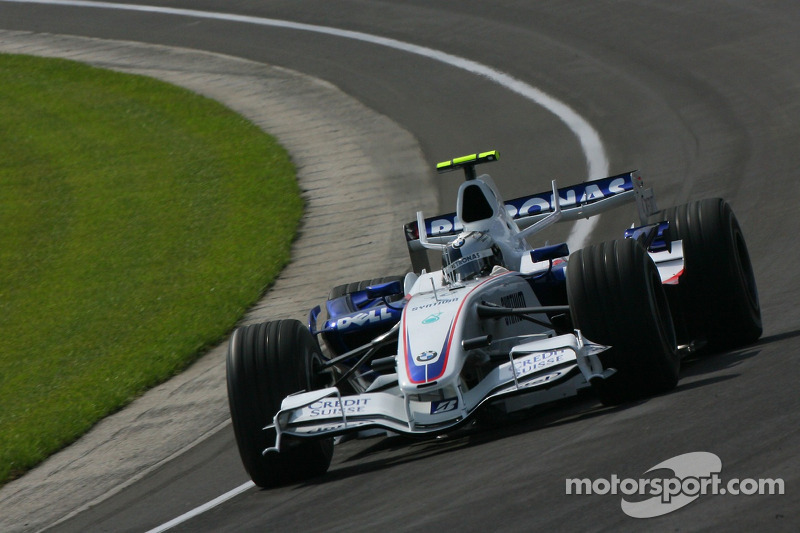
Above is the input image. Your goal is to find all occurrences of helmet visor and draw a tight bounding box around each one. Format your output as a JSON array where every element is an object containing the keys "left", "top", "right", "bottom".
[{"left": 443, "top": 247, "right": 496, "bottom": 283}]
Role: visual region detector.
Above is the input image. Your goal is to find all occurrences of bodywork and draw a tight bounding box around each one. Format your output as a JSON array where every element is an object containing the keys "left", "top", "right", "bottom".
[{"left": 269, "top": 152, "right": 683, "bottom": 450}]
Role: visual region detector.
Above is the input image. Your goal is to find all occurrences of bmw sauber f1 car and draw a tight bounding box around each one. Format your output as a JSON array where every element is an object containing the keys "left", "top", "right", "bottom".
[{"left": 227, "top": 151, "right": 761, "bottom": 487}]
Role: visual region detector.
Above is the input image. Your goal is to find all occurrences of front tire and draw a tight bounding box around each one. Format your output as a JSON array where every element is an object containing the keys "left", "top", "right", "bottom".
[
  {"left": 567, "top": 238, "right": 679, "bottom": 405},
  {"left": 226, "top": 320, "right": 333, "bottom": 488}
]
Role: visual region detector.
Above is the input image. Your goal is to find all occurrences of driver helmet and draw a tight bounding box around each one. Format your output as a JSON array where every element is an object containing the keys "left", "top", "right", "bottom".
[{"left": 442, "top": 231, "right": 505, "bottom": 283}]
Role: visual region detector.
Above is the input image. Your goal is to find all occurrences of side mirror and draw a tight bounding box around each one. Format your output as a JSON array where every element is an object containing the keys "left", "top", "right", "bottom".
[{"left": 530, "top": 242, "right": 570, "bottom": 263}]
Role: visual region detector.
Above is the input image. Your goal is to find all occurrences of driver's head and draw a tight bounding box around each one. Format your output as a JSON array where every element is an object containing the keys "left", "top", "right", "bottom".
[{"left": 442, "top": 231, "right": 504, "bottom": 283}]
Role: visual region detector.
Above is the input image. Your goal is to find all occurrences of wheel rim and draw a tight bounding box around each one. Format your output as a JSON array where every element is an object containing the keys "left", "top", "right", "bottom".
[{"left": 307, "top": 349, "right": 334, "bottom": 390}]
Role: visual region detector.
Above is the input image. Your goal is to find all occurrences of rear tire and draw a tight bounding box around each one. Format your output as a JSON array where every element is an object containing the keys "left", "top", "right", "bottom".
[
  {"left": 226, "top": 320, "right": 333, "bottom": 488},
  {"left": 567, "top": 238, "right": 679, "bottom": 405},
  {"left": 328, "top": 275, "right": 404, "bottom": 302},
  {"left": 651, "top": 198, "right": 761, "bottom": 349}
]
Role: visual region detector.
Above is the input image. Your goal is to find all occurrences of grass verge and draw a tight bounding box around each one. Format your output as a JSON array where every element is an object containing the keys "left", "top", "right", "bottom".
[{"left": 0, "top": 54, "right": 302, "bottom": 484}]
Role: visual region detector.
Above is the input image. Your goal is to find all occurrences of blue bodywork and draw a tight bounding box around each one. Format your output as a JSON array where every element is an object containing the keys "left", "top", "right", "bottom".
[{"left": 315, "top": 286, "right": 405, "bottom": 356}]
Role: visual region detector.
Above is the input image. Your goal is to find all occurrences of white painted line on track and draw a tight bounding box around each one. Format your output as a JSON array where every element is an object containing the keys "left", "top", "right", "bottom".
[
  {"left": 144, "top": 481, "right": 255, "bottom": 533},
  {"left": 2, "top": 0, "right": 609, "bottom": 251},
  {"left": 39, "top": 419, "right": 235, "bottom": 531},
  {"left": 2, "top": 2, "right": 609, "bottom": 529}
]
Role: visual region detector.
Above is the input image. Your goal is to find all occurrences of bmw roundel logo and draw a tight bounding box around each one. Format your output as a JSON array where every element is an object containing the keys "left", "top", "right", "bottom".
[{"left": 416, "top": 350, "right": 438, "bottom": 362}]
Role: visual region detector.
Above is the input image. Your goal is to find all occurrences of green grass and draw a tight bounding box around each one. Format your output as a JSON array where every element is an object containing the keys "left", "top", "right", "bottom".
[{"left": 0, "top": 54, "right": 302, "bottom": 484}]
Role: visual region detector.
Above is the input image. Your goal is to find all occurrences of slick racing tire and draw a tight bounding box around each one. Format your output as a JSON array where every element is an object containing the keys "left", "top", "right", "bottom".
[
  {"left": 650, "top": 198, "right": 761, "bottom": 350},
  {"left": 226, "top": 320, "right": 334, "bottom": 488},
  {"left": 567, "top": 238, "right": 679, "bottom": 405}
]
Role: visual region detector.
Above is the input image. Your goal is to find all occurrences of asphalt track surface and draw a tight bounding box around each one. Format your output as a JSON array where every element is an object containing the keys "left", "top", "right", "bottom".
[{"left": 1, "top": 1, "right": 799, "bottom": 531}]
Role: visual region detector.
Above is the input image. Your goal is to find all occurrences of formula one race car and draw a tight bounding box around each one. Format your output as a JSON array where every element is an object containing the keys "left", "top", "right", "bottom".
[{"left": 226, "top": 151, "right": 761, "bottom": 487}]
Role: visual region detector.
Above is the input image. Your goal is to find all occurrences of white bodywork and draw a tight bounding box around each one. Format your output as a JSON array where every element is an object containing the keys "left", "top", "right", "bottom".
[{"left": 270, "top": 269, "right": 609, "bottom": 446}]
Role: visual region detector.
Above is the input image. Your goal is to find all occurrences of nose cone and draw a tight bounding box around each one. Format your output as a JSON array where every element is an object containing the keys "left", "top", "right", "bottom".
[{"left": 397, "top": 289, "right": 466, "bottom": 390}]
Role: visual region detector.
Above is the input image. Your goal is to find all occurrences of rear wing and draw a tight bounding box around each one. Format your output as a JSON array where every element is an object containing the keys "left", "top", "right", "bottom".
[{"left": 404, "top": 171, "right": 657, "bottom": 270}]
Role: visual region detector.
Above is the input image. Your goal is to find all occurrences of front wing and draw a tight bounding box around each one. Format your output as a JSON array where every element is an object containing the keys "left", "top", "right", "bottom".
[{"left": 265, "top": 333, "right": 610, "bottom": 453}]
